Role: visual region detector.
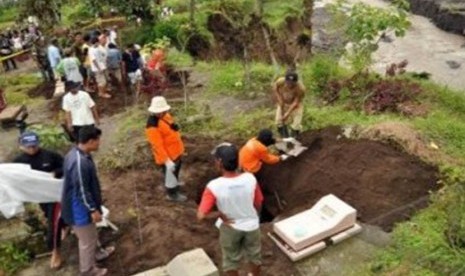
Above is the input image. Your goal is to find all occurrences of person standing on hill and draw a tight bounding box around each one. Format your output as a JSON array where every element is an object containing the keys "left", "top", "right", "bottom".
[
  {"left": 122, "top": 44, "right": 143, "bottom": 99},
  {"left": 62, "top": 81, "right": 100, "bottom": 142},
  {"left": 61, "top": 126, "right": 114, "bottom": 276},
  {"left": 47, "top": 38, "right": 61, "bottom": 79},
  {"left": 13, "top": 132, "right": 65, "bottom": 269},
  {"left": 239, "top": 129, "right": 288, "bottom": 184},
  {"left": 89, "top": 36, "right": 111, "bottom": 98},
  {"left": 106, "top": 43, "right": 123, "bottom": 87},
  {"left": 145, "top": 96, "right": 187, "bottom": 202},
  {"left": 198, "top": 143, "right": 263, "bottom": 276},
  {"left": 56, "top": 48, "right": 83, "bottom": 85},
  {"left": 273, "top": 70, "right": 306, "bottom": 138}
]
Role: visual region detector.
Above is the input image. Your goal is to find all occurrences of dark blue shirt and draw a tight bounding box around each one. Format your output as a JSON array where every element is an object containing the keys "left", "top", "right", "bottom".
[
  {"left": 61, "top": 147, "right": 102, "bottom": 226},
  {"left": 122, "top": 50, "right": 141, "bottom": 73}
]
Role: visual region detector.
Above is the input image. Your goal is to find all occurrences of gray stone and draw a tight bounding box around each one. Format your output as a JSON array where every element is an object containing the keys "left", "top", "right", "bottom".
[
  {"left": 446, "top": 60, "right": 461, "bottom": 69},
  {"left": 166, "top": 248, "right": 219, "bottom": 276}
]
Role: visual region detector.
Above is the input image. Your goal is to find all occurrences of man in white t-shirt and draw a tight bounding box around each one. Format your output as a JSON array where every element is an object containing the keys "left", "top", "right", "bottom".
[
  {"left": 198, "top": 143, "right": 263, "bottom": 276},
  {"left": 62, "top": 81, "right": 100, "bottom": 142},
  {"left": 88, "top": 36, "right": 111, "bottom": 99},
  {"left": 56, "top": 48, "right": 83, "bottom": 84}
]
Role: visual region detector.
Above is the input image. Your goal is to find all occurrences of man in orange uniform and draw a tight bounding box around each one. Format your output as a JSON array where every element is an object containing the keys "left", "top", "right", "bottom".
[
  {"left": 145, "top": 96, "right": 187, "bottom": 202},
  {"left": 239, "top": 129, "right": 289, "bottom": 184}
]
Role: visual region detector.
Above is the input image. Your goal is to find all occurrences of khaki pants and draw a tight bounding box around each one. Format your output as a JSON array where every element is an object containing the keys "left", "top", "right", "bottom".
[
  {"left": 73, "top": 224, "right": 98, "bottom": 274},
  {"left": 219, "top": 224, "right": 261, "bottom": 272},
  {"left": 275, "top": 103, "right": 304, "bottom": 131}
]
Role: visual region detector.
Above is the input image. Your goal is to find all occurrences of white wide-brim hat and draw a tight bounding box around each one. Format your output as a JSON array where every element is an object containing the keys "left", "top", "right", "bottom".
[{"left": 148, "top": 96, "right": 171, "bottom": 113}]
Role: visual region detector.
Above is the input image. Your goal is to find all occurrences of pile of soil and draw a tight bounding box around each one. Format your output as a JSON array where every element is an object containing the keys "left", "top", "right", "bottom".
[
  {"left": 260, "top": 127, "right": 439, "bottom": 231},
  {"left": 99, "top": 128, "right": 438, "bottom": 275}
]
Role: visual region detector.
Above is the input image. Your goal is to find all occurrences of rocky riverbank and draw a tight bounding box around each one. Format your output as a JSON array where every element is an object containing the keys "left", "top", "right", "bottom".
[{"left": 407, "top": 0, "right": 465, "bottom": 34}]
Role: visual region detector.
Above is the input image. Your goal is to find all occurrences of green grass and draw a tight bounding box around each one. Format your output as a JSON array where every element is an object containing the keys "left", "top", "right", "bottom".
[
  {"left": 263, "top": 0, "right": 304, "bottom": 29},
  {"left": 0, "top": 5, "right": 18, "bottom": 23},
  {"left": 0, "top": 73, "right": 43, "bottom": 106}
]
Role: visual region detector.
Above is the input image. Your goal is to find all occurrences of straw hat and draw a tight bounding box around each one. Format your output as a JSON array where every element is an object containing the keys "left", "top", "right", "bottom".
[{"left": 148, "top": 96, "right": 171, "bottom": 114}]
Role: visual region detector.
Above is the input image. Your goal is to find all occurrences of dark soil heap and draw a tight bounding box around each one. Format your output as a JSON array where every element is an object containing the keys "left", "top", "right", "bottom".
[
  {"left": 99, "top": 128, "right": 438, "bottom": 275},
  {"left": 260, "top": 127, "right": 439, "bottom": 231}
]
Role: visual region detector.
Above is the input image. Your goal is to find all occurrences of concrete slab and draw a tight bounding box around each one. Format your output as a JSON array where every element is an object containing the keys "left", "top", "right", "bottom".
[
  {"left": 166, "top": 248, "right": 219, "bottom": 276},
  {"left": 132, "top": 266, "right": 169, "bottom": 276},
  {"left": 295, "top": 224, "right": 391, "bottom": 276},
  {"left": 0, "top": 105, "right": 24, "bottom": 122}
]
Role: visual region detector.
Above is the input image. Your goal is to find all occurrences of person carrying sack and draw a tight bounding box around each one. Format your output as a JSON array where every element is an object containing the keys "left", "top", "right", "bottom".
[{"left": 145, "top": 96, "right": 187, "bottom": 202}]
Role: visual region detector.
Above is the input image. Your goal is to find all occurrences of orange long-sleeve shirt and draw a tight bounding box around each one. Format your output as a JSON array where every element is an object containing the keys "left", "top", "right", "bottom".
[
  {"left": 145, "top": 113, "right": 184, "bottom": 165},
  {"left": 239, "top": 137, "right": 280, "bottom": 173}
]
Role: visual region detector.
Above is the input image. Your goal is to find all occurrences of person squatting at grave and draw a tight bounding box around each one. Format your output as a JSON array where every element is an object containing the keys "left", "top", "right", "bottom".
[{"left": 239, "top": 129, "right": 289, "bottom": 185}]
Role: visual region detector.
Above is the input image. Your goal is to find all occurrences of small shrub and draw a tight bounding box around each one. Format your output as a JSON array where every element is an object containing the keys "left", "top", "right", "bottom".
[
  {"left": 28, "top": 124, "right": 70, "bottom": 153},
  {"left": 0, "top": 242, "right": 30, "bottom": 275}
]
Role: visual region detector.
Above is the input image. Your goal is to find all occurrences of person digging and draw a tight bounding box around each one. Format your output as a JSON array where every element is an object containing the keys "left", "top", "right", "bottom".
[
  {"left": 198, "top": 143, "right": 263, "bottom": 276},
  {"left": 145, "top": 96, "right": 187, "bottom": 202},
  {"left": 273, "top": 70, "right": 306, "bottom": 138},
  {"left": 239, "top": 129, "right": 289, "bottom": 186}
]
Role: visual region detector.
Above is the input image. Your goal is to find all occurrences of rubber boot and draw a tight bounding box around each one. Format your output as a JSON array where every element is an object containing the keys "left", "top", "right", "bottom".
[
  {"left": 277, "top": 125, "right": 290, "bottom": 138},
  {"left": 166, "top": 187, "right": 187, "bottom": 202},
  {"left": 290, "top": 129, "right": 300, "bottom": 138}
]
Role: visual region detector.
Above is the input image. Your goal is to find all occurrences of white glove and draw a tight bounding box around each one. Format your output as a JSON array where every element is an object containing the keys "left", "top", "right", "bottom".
[
  {"left": 282, "top": 137, "right": 297, "bottom": 143},
  {"left": 280, "top": 154, "right": 290, "bottom": 161},
  {"left": 165, "top": 159, "right": 176, "bottom": 172}
]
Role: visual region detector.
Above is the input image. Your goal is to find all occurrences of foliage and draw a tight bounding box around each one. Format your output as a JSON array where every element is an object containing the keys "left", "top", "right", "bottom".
[
  {"left": 0, "top": 5, "right": 18, "bottom": 24},
  {"left": 0, "top": 73, "right": 43, "bottom": 106},
  {"left": 329, "top": 0, "right": 410, "bottom": 72},
  {"left": 201, "top": 61, "right": 274, "bottom": 98},
  {"left": 0, "top": 242, "right": 30, "bottom": 275},
  {"left": 322, "top": 73, "right": 424, "bottom": 114},
  {"left": 83, "top": 0, "right": 152, "bottom": 19},
  {"left": 61, "top": 2, "right": 94, "bottom": 26},
  {"left": 27, "top": 124, "right": 70, "bottom": 152},
  {"left": 304, "top": 54, "right": 348, "bottom": 95},
  {"left": 165, "top": 47, "right": 194, "bottom": 67},
  {"left": 17, "top": 0, "right": 62, "bottom": 29},
  {"left": 262, "top": 0, "right": 303, "bottom": 29}
]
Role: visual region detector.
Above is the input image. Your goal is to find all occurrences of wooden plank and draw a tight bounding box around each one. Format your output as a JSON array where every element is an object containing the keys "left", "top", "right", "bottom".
[{"left": 0, "top": 105, "right": 25, "bottom": 121}]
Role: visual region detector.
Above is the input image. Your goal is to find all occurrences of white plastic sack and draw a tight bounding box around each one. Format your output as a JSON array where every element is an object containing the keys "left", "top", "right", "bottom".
[{"left": 0, "top": 163, "right": 63, "bottom": 218}]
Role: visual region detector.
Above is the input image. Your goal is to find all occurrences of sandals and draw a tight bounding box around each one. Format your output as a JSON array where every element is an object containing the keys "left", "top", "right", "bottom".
[{"left": 95, "top": 246, "right": 115, "bottom": 262}]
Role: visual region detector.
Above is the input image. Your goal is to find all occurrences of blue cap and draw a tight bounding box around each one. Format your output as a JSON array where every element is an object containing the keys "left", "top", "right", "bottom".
[{"left": 19, "top": 132, "right": 40, "bottom": 147}]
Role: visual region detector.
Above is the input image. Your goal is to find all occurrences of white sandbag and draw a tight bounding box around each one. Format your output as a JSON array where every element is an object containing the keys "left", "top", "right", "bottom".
[{"left": 0, "top": 163, "right": 63, "bottom": 218}]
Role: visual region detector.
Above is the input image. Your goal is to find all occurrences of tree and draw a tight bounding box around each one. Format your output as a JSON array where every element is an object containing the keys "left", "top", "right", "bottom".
[
  {"left": 18, "top": 0, "right": 62, "bottom": 28},
  {"left": 329, "top": 0, "right": 410, "bottom": 72}
]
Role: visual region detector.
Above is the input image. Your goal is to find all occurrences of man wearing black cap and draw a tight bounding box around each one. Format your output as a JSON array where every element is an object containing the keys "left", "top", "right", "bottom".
[
  {"left": 13, "top": 131, "right": 65, "bottom": 269},
  {"left": 239, "top": 129, "right": 289, "bottom": 185},
  {"left": 198, "top": 143, "right": 263, "bottom": 276},
  {"left": 272, "top": 70, "right": 306, "bottom": 138},
  {"left": 62, "top": 80, "right": 100, "bottom": 142}
]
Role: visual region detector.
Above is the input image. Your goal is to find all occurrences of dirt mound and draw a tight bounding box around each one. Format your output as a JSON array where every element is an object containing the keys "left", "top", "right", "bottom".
[
  {"left": 359, "top": 122, "right": 459, "bottom": 166},
  {"left": 260, "top": 126, "right": 439, "bottom": 231},
  {"left": 99, "top": 128, "right": 438, "bottom": 275},
  {"left": 101, "top": 137, "right": 297, "bottom": 275}
]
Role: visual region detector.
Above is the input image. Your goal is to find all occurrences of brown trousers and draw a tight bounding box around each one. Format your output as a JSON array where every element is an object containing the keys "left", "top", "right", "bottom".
[{"left": 73, "top": 224, "right": 98, "bottom": 273}]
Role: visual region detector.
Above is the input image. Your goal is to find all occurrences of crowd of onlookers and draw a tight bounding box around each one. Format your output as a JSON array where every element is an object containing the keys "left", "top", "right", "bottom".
[{"left": 0, "top": 23, "right": 42, "bottom": 71}]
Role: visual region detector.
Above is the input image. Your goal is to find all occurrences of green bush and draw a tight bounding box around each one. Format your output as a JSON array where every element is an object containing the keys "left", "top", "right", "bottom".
[
  {"left": 27, "top": 124, "right": 70, "bottom": 153},
  {"left": 152, "top": 15, "right": 189, "bottom": 46},
  {"left": 0, "top": 242, "right": 29, "bottom": 276}
]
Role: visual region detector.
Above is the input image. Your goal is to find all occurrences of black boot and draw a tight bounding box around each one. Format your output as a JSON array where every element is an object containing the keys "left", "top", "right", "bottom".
[
  {"left": 290, "top": 129, "right": 300, "bottom": 138},
  {"left": 277, "top": 126, "right": 290, "bottom": 138},
  {"left": 166, "top": 187, "right": 187, "bottom": 202}
]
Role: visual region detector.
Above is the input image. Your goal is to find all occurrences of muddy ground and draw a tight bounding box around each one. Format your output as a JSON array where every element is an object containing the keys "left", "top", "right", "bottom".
[{"left": 83, "top": 126, "right": 438, "bottom": 276}]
